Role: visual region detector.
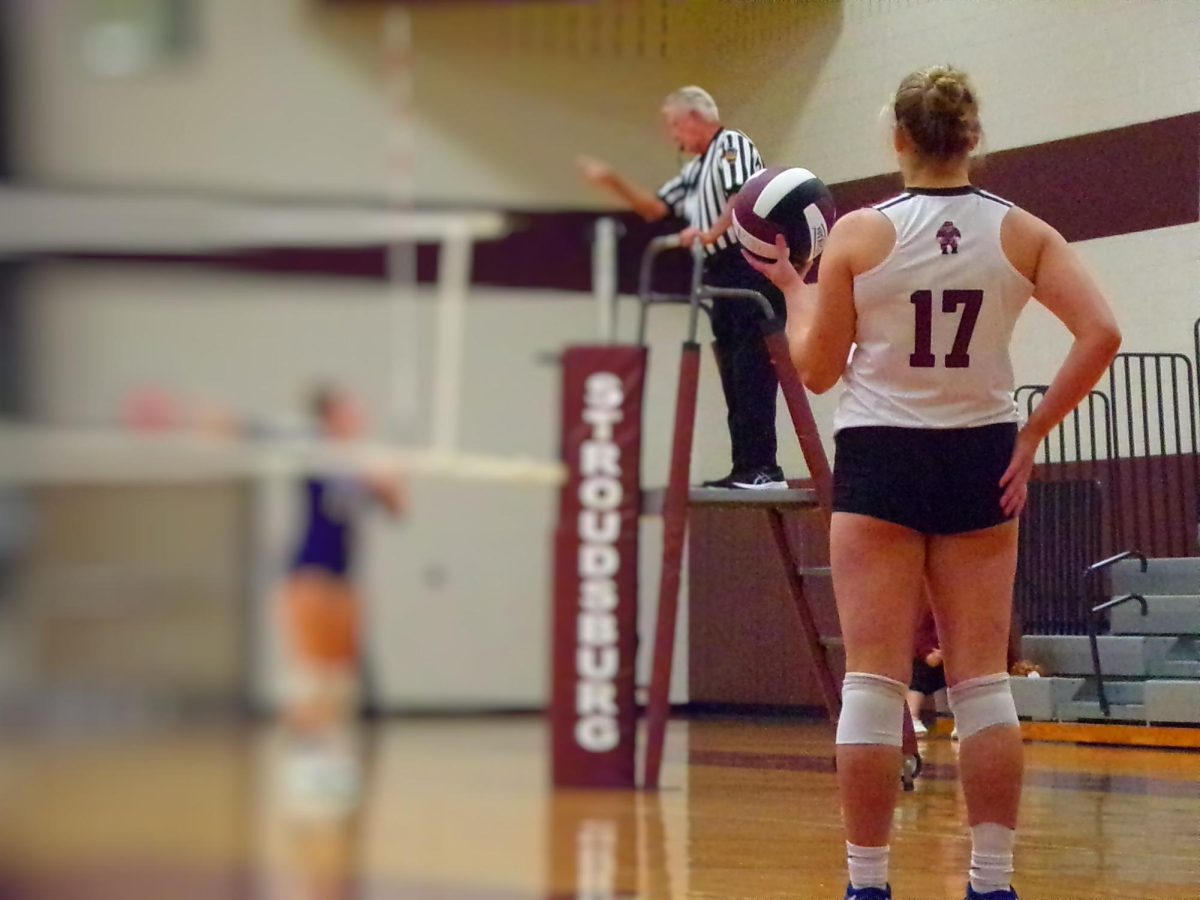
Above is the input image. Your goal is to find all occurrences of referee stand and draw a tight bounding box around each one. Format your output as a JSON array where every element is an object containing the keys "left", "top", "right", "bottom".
[{"left": 636, "top": 238, "right": 920, "bottom": 790}]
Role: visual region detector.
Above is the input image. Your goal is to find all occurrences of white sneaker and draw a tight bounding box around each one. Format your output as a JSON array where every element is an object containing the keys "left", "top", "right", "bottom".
[
  {"left": 730, "top": 465, "right": 788, "bottom": 490},
  {"left": 282, "top": 739, "right": 361, "bottom": 820},
  {"left": 913, "top": 719, "right": 928, "bottom": 737},
  {"left": 950, "top": 726, "right": 959, "bottom": 741}
]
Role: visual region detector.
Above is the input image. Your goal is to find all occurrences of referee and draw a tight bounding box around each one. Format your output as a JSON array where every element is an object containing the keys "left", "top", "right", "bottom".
[{"left": 578, "top": 86, "right": 786, "bottom": 489}]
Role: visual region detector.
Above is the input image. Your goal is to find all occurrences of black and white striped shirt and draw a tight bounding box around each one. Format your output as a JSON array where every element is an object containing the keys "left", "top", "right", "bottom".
[{"left": 657, "top": 128, "right": 763, "bottom": 256}]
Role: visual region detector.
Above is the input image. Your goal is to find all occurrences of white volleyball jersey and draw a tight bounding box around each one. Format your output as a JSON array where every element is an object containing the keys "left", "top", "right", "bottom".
[{"left": 834, "top": 187, "right": 1034, "bottom": 432}]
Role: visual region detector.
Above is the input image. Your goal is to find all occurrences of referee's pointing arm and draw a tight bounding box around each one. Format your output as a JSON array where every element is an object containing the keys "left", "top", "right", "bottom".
[
  {"left": 575, "top": 154, "right": 670, "bottom": 223},
  {"left": 577, "top": 86, "right": 761, "bottom": 249}
]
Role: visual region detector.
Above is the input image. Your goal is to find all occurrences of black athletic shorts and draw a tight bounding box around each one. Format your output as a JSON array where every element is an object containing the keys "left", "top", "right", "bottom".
[
  {"left": 910, "top": 658, "right": 948, "bottom": 696},
  {"left": 832, "top": 423, "right": 1018, "bottom": 535}
]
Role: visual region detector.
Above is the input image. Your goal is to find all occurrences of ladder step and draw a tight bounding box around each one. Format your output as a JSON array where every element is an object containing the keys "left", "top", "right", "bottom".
[
  {"left": 688, "top": 487, "right": 820, "bottom": 507},
  {"left": 641, "top": 487, "right": 821, "bottom": 515}
]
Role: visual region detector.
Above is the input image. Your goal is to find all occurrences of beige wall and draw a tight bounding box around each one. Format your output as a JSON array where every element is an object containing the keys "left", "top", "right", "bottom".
[
  {"left": 11, "top": 1, "right": 1199, "bottom": 203},
  {"left": 410, "top": 0, "right": 1200, "bottom": 205},
  {"left": 10, "top": 0, "right": 390, "bottom": 196},
  {"left": 1014, "top": 223, "right": 1200, "bottom": 387}
]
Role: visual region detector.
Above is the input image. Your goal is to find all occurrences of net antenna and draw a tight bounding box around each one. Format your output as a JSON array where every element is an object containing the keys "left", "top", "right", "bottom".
[{"left": 383, "top": 3, "right": 420, "bottom": 442}]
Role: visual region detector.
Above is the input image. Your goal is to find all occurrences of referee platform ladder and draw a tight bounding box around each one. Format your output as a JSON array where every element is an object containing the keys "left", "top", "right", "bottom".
[
  {"left": 634, "top": 238, "right": 811, "bottom": 789},
  {"left": 634, "top": 237, "right": 922, "bottom": 790}
]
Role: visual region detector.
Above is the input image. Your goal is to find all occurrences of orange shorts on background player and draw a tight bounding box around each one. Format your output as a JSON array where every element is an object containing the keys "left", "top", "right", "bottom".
[{"left": 284, "top": 573, "right": 360, "bottom": 667}]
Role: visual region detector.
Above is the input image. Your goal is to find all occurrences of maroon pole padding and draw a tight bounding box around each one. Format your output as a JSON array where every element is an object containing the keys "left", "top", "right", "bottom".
[
  {"left": 761, "top": 321, "right": 834, "bottom": 513},
  {"left": 766, "top": 509, "right": 842, "bottom": 721},
  {"left": 551, "top": 346, "right": 647, "bottom": 788},
  {"left": 642, "top": 342, "right": 703, "bottom": 790}
]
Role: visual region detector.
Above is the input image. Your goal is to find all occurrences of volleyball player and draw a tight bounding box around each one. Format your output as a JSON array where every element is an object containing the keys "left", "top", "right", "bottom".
[
  {"left": 907, "top": 606, "right": 943, "bottom": 738},
  {"left": 745, "top": 65, "right": 1121, "bottom": 900},
  {"left": 280, "top": 385, "right": 404, "bottom": 813}
]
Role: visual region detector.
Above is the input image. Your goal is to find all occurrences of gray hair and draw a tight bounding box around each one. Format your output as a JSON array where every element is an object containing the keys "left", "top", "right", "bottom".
[{"left": 663, "top": 86, "right": 720, "bottom": 122}]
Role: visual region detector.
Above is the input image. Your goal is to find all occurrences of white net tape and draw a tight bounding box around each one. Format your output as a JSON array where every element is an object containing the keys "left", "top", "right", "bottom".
[{"left": 0, "top": 425, "right": 565, "bottom": 487}]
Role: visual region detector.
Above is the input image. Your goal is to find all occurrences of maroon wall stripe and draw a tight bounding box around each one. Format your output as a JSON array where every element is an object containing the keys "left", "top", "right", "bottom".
[
  {"left": 979, "top": 112, "right": 1200, "bottom": 241},
  {"left": 452, "top": 111, "right": 1200, "bottom": 292},
  {"left": 418, "top": 210, "right": 690, "bottom": 295},
  {"left": 55, "top": 112, "right": 1200, "bottom": 288},
  {"left": 832, "top": 112, "right": 1200, "bottom": 243}
]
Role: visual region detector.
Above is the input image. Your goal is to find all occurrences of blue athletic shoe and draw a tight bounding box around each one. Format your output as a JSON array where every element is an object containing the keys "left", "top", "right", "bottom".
[
  {"left": 965, "top": 885, "right": 1018, "bottom": 900},
  {"left": 845, "top": 885, "right": 891, "bottom": 900}
]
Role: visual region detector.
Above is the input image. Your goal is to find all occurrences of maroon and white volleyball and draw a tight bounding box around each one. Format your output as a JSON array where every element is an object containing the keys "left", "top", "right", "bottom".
[{"left": 732, "top": 166, "right": 836, "bottom": 263}]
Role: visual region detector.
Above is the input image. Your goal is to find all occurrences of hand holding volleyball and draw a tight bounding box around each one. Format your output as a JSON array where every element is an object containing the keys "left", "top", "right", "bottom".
[
  {"left": 731, "top": 166, "right": 836, "bottom": 265},
  {"left": 741, "top": 234, "right": 810, "bottom": 289}
]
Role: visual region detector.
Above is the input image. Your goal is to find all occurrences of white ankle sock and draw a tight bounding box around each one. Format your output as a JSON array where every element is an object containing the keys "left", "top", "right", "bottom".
[
  {"left": 969, "top": 822, "right": 1015, "bottom": 894},
  {"left": 846, "top": 842, "right": 889, "bottom": 890}
]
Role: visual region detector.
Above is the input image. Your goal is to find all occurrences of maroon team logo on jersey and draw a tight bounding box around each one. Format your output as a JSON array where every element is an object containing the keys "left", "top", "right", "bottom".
[{"left": 937, "top": 220, "right": 961, "bottom": 254}]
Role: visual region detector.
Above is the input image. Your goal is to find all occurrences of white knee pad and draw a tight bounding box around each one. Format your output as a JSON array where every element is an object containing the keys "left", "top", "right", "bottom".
[
  {"left": 836, "top": 672, "right": 907, "bottom": 747},
  {"left": 948, "top": 673, "right": 1019, "bottom": 740}
]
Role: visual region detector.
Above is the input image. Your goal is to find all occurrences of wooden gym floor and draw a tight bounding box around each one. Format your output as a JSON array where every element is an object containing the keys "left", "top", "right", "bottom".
[{"left": 1, "top": 717, "right": 1198, "bottom": 899}]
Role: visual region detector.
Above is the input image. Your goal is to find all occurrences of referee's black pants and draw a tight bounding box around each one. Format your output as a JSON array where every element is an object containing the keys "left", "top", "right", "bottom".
[{"left": 703, "top": 248, "right": 787, "bottom": 474}]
